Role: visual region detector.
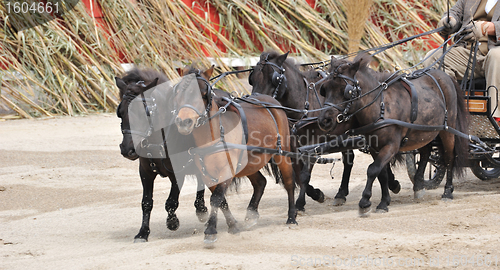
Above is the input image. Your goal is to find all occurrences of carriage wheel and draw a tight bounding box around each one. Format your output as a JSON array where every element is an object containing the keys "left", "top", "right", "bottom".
[
  {"left": 406, "top": 145, "right": 446, "bottom": 190},
  {"left": 470, "top": 143, "right": 500, "bottom": 180}
]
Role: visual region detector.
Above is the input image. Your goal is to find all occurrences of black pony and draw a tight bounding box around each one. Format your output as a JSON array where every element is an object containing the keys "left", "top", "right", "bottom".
[
  {"left": 115, "top": 68, "right": 208, "bottom": 242},
  {"left": 318, "top": 53, "right": 468, "bottom": 214},
  {"left": 248, "top": 51, "right": 401, "bottom": 209}
]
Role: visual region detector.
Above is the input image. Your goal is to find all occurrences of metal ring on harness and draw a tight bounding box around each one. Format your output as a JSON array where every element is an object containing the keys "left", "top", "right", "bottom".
[{"left": 337, "top": 114, "right": 346, "bottom": 123}]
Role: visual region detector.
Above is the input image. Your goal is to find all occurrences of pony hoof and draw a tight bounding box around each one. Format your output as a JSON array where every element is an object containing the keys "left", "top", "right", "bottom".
[
  {"left": 442, "top": 190, "right": 454, "bottom": 201},
  {"left": 332, "top": 198, "right": 346, "bottom": 206},
  {"left": 390, "top": 181, "right": 401, "bottom": 194},
  {"left": 228, "top": 225, "right": 240, "bottom": 235},
  {"left": 286, "top": 218, "right": 298, "bottom": 225},
  {"left": 244, "top": 217, "right": 258, "bottom": 229},
  {"left": 166, "top": 215, "right": 180, "bottom": 231},
  {"left": 196, "top": 210, "right": 209, "bottom": 223},
  {"left": 133, "top": 238, "right": 147, "bottom": 243},
  {"left": 316, "top": 191, "right": 325, "bottom": 203},
  {"left": 204, "top": 234, "right": 217, "bottom": 247},
  {"left": 441, "top": 194, "right": 453, "bottom": 201},
  {"left": 414, "top": 190, "right": 425, "bottom": 200},
  {"left": 375, "top": 207, "right": 389, "bottom": 213},
  {"left": 296, "top": 209, "right": 306, "bottom": 216},
  {"left": 358, "top": 207, "right": 371, "bottom": 218}
]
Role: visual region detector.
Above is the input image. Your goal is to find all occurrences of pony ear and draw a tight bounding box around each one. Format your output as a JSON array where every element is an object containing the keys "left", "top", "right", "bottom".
[
  {"left": 352, "top": 53, "right": 372, "bottom": 72},
  {"left": 145, "top": 78, "right": 159, "bottom": 90},
  {"left": 260, "top": 52, "right": 269, "bottom": 61},
  {"left": 202, "top": 65, "right": 215, "bottom": 80},
  {"left": 115, "top": 77, "right": 127, "bottom": 90},
  {"left": 115, "top": 77, "right": 128, "bottom": 98},
  {"left": 276, "top": 51, "right": 289, "bottom": 66}
]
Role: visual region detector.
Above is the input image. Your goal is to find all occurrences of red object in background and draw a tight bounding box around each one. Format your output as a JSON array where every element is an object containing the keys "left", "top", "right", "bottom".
[
  {"left": 182, "top": 0, "right": 227, "bottom": 55},
  {"left": 81, "top": 0, "right": 128, "bottom": 62},
  {"left": 0, "top": 0, "right": 442, "bottom": 70}
]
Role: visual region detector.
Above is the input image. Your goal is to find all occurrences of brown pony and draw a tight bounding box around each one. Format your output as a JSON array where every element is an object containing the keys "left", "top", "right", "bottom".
[
  {"left": 318, "top": 53, "right": 468, "bottom": 214},
  {"left": 174, "top": 66, "right": 297, "bottom": 244}
]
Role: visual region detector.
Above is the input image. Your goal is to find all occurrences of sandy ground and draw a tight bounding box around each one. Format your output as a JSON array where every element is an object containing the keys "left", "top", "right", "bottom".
[{"left": 1, "top": 114, "right": 500, "bottom": 270}]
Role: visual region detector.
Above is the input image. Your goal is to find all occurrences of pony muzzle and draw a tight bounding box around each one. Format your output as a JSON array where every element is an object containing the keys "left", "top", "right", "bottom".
[
  {"left": 318, "top": 108, "right": 338, "bottom": 132},
  {"left": 175, "top": 107, "right": 199, "bottom": 135}
]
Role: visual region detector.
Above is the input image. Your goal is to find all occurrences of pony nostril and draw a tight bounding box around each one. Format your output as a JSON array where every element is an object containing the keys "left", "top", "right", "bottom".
[
  {"left": 322, "top": 117, "right": 332, "bottom": 125},
  {"left": 183, "top": 119, "right": 193, "bottom": 127},
  {"left": 128, "top": 149, "right": 136, "bottom": 157}
]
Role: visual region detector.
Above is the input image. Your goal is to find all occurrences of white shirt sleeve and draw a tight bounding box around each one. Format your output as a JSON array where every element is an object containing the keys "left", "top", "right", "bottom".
[{"left": 486, "top": 0, "right": 498, "bottom": 14}]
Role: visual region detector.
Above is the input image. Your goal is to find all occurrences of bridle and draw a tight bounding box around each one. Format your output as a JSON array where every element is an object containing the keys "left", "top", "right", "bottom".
[
  {"left": 117, "top": 80, "right": 157, "bottom": 139},
  {"left": 173, "top": 71, "right": 216, "bottom": 128},
  {"left": 322, "top": 64, "right": 362, "bottom": 123},
  {"left": 249, "top": 54, "right": 287, "bottom": 99}
]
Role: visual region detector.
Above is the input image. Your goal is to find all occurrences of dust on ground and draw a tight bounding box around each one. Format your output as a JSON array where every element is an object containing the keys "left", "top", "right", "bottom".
[{"left": 1, "top": 114, "right": 500, "bottom": 269}]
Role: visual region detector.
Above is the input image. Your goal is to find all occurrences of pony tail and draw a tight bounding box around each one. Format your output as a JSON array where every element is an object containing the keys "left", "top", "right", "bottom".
[
  {"left": 452, "top": 79, "right": 470, "bottom": 177},
  {"left": 270, "top": 158, "right": 284, "bottom": 184}
]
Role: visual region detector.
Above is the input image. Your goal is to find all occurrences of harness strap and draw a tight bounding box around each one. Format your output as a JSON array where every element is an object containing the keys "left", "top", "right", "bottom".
[
  {"left": 221, "top": 96, "right": 249, "bottom": 142},
  {"left": 189, "top": 141, "right": 338, "bottom": 164},
  {"left": 400, "top": 77, "right": 419, "bottom": 123}
]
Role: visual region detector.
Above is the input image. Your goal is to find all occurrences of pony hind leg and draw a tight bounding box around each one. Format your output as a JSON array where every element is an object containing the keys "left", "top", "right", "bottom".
[
  {"left": 439, "top": 132, "right": 456, "bottom": 200},
  {"left": 386, "top": 165, "right": 401, "bottom": 194},
  {"left": 274, "top": 155, "right": 297, "bottom": 225},
  {"left": 412, "top": 145, "right": 431, "bottom": 200},
  {"left": 244, "top": 172, "right": 267, "bottom": 229},
  {"left": 375, "top": 166, "right": 391, "bottom": 213}
]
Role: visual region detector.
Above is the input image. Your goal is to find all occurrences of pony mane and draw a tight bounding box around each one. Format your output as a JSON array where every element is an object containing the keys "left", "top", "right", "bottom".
[
  {"left": 118, "top": 68, "right": 169, "bottom": 97},
  {"left": 262, "top": 51, "right": 320, "bottom": 80},
  {"left": 329, "top": 54, "right": 392, "bottom": 82},
  {"left": 183, "top": 66, "right": 201, "bottom": 75},
  {"left": 353, "top": 53, "right": 395, "bottom": 81},
  {"left": 121, "top": 67, "right": 169, "bottom": 85}
]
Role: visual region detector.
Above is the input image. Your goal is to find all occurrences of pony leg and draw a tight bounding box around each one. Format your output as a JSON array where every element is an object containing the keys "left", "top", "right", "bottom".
[
  {"left": 386, "top": 165, "right": 401, "bottom": 194},
  {"left": 165, "top": 172, "right": 181, "bottom": 231},
  {"left": 359, "top": 145, "right": 397, "bottom": 216},
  {"left": 194, "top": 174, "right": 208, "bottom": 222},
  {"left": 274, "top": 156, "right": 297, "bottom": 225},
  {"left": 304, "top": 163, "right": 325, "bottom": 203},
  {"left": 220, "top": 197, "right": 240, "bottom": 235},
  {"left": 135, "top": 163, "right": 156, "bottom": 242},
  {"left": 413, "top": 146, "right": 431, "bottom": 199},
  {"left": 375, "top": 166, "right": 391, "bottom": 212},
  {"left": 295, "top": 160, "right": 323, "bottom": 212},
  {"left": 333, "top": 150, "right": 355, "bottom": 206},
  {"left": 293, "top": 159, "right": 307, "bottom": 212},
  {"left": 245, "top": 172, "right": 267, "bottom": 228},
  {"left": 440, "top": 132, "right": 456, "bottom": 200},
  {"left": 204, "top": 182, "right": 235, "bottom": 244}
]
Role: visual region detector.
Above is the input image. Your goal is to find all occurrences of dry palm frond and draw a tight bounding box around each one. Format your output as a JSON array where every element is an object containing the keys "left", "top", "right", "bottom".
[
  {"left": 343, "top": 0, "right": 373, "bottom": 56},
  {"left": 0, "top": 0, "right": 455, "bottom": 118}
]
